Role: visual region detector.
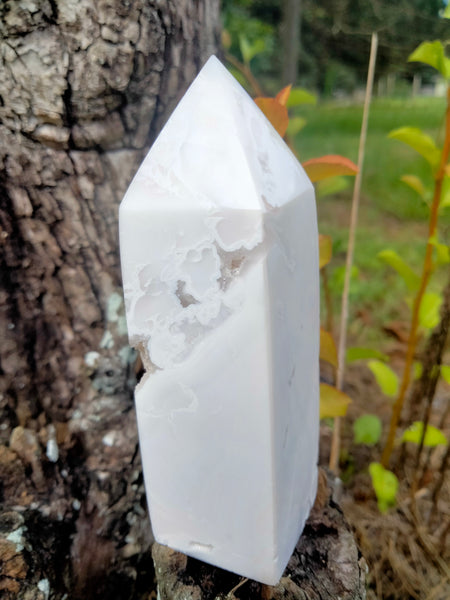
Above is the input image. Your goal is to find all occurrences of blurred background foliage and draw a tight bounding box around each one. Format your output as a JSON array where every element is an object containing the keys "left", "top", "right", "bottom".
[
  {"left": 222, "top": 0, "right": 448, "bottom": 95},
  {"left": 222, "top": 1, "right": 450, "bottom": 346},
  {"left": 221, "top": 7, "right": 450, "bottom": 598}
]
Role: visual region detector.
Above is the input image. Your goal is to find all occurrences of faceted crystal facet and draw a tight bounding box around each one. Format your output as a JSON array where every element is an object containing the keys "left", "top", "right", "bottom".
[{"left": 119, "top": 56, "right": 319, "bottom": 586}]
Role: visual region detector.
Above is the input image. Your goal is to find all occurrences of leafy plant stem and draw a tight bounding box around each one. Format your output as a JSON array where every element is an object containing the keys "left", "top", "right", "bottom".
[
  {"left": 225, "top": 52, "right": 264, "bottom": 96},
  {"left": 329, "top": 32, "right": 378, "bottom": 473},
  {"left": 381, "top": 83, "right": 450, "bottom": 468}
]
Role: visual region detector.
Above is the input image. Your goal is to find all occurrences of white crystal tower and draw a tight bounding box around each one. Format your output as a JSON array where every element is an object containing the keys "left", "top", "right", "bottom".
[{"left": 119, "top": 56, "right": 319, "bottom": 585}]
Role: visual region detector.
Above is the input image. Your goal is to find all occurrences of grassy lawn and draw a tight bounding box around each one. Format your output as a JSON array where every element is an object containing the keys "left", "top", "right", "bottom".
[{"left": 293, "top": 96, "right": 449, "bottom": 346}]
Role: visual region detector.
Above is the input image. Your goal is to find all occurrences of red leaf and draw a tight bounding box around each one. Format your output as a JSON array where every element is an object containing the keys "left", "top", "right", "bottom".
[
  {"left": 254, "top": 97, "right": 289, "bottom": 137},
  {"left": 275, "top": 84, "right": 292, "bottom": 106},
  {"left": 303, "top": 155, "right": 358, "bottom": 183}
]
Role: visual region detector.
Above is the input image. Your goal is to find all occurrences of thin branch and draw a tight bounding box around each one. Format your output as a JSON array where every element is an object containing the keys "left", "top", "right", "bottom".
[
  {"left": 224, "top": 53, "right": 264, "bottom": 97},
  {"left": 226, "top": 577, "right": 249, "bottom": 598},
  {"left": 329, "top": 32, "right": 378, "bottom": 473}
]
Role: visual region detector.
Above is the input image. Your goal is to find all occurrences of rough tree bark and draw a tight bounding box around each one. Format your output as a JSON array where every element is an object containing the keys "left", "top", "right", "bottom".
[{"left": 0, "top": 2, "right": 220, "bottom": 598}]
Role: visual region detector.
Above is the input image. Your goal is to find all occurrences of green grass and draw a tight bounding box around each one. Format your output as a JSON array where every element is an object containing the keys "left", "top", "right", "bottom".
[
  {"left": 295, "top": 97, "right": 446, "bottom": 220},
  {"left": 294, "top": 96, "right": 449, "bottom": 346},
  {"left": 320, "top": 219, "right": 429, "bottom": 345}
]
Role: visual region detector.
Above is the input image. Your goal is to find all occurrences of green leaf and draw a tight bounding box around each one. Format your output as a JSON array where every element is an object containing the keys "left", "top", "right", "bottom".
[
  {"left": 368, "top": 360, "right": 399, "bottom": 397},
  {"left": 239, "top": 35, "right": 252, "bottom": 64},
  {"left": 429, "top": 234, "right": 450, "bottom": 265},
  {"left": 400, "top": 174, "right": 427, "bottom": 199},
  {"left": 320, "top": 327, "right": 338, "bottom": 367},
  {"left": 441, "top": 365, "right": 450, "bottom": 384},
  {"left": 419, "top": 292, "right": 442, "bottom": 329},
  {"left": 353, "top": 415, "right": 382, "bottom": 445},
  {"left": 286, "top": 116, "right": 306, "bottom": 137},
  {"left": 239, "top": 35, "right": 265, "bottom": 64},
  {"left": 439, "top": 175, "right": 450, "bottom": 208},
  {"left": 413, "top": 361, "right": 423, "bottom": 380},
  {"left": 408, "top": 40, "right": 450, "bottom": 80},
  {"left": 402, "top": 421, "right": 447, "bottom": 447},
  {"left": 369, "top": 462, "right": 399, "bottom": 513},
  {"left": 436, "top": 244, "right": 450, "bottom": 265},
  {"left": 378, "top": 249, "right": 420, "bottom": 292},
  {"left": 440, "top": 176, "right": 450, "bottom": 208},
  {"left": 319, "top": 383, "right": 351, "bottom": 419},
  {"left": 346, "top": 347, "right": 389, "bottom": 363},
  {"left": 316, "top": 176, "right": 350, "bottom": 199},
  {"left": 251, "top": 38, "right": 266, "bottom": 60},
  {"left": 444, "top": 5, "right": 450, "bottom": 18},
  {"left": 388, "top": 127, "right": 441, "bottom": 169},
  {"left": 286, "top": 87, "right": 317, "bottom": 107},
  {"left": 331, "top": 265, "right": 359, "bottom": 292}
]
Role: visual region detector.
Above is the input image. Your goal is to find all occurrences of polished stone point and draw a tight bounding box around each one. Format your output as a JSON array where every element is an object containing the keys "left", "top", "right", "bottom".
[{"left": 119, "top": 55, "right": 320, "bottom": 585}]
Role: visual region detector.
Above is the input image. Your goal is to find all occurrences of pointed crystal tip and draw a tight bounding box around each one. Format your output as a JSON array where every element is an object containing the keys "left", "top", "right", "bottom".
[{"left": 120, "top": 55, "right": 312, "bottom": 213}]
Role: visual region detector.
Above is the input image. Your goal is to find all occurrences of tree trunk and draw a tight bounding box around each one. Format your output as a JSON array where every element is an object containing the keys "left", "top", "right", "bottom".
[
  {"left": 0, "top": 2, "right": 219, "bottom": 598},
  {"left": 280, "top": 0, "right": 301, "bottom": 85}
]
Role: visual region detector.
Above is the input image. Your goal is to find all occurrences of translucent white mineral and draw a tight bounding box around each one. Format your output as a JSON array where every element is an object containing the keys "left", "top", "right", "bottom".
[{"left": 119, "top": 55, "right": 319, "bottom": 585}]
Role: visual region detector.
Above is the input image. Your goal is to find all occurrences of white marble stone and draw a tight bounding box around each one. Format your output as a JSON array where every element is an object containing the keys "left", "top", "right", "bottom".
[{"left": 119, "top": 55, "right": 319, "bottom": 586}]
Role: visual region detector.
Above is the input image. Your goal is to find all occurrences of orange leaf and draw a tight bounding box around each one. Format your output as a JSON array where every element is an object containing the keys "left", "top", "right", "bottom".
[
  {"left": 319, "top": 234, "right": 332, "bottom": 269},
  {"left": 254, "top": 97, "right": 289, "bottom": 137},
  {"left": 320, "top": 328, "right": 338, "bottom": 367},
  {"left": 275, "top": 84, "right": 292, "bottom": 106},
  {"left": 303, "top": 155, "right": 358, "bottom": 183}
]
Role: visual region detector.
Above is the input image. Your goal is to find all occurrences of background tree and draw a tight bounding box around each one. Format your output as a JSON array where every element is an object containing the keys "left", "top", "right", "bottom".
[
  {"left": 223, "top": 0, "right": 447, "bottom": 93},
  {"left": 300, "top": 0, "right": 448, "bottom": 92},
  {"left": 0, "top": 2, "right": 219, "bottom": 598},
  {"left": 280, "top": 0, "right": 302, "bottom": 85}
]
